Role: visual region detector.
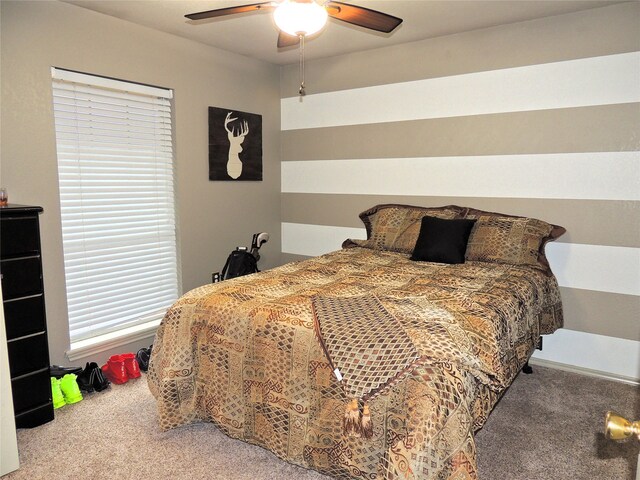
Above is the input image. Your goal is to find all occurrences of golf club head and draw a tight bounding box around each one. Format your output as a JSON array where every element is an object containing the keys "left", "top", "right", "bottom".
[{"left": 256, "top": 232, "right": 269, "bottom": 248}]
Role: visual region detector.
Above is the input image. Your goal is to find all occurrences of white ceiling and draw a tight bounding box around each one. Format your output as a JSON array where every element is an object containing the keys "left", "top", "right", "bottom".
[{"left": 63, "top": 0, "right": 624, "bottom": 65}]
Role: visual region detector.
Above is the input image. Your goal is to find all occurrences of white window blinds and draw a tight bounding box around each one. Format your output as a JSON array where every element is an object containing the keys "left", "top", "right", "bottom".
[{"left": 51, "top": 68, "right": 179, "bottom": 343}]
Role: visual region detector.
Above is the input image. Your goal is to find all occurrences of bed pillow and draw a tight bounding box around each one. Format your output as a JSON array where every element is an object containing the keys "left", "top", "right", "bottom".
[
  {"left": 410, "top": 216, "right": 477, "bottom": 264},
  {"left": 342, "top": 204, "right": 466, "bottom": 254},
  {"left": 463, "top": 208, "right": 565, "bottom": 271}
]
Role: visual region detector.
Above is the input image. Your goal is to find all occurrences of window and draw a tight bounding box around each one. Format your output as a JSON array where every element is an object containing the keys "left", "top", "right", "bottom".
[{"left": 51, "top": 68, "right": 179, "bottom": 343}]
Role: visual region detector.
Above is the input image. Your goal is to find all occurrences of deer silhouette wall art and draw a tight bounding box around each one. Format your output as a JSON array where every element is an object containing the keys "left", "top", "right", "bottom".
[
  {"left": 224, "top": 112, "right": 248, "bottom": 179},
  {"left": 208, "top": 107, "right": 263, "bottom": 181}
]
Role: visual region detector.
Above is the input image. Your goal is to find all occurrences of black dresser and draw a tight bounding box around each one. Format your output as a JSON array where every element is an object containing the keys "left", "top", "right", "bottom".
[{"left": 1, "top": 204, "right": 54, "bottom": 428}]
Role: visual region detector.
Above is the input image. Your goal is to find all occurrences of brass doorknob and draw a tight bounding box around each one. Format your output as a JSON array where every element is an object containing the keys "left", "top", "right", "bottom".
[{"left": 605, "top": 411, "right": 640, "bottom": 442}]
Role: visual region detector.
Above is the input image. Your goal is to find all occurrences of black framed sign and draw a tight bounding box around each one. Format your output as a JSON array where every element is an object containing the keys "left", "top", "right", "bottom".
[{"left": 208, "top": 106, "right": 262, "bottom": 181}]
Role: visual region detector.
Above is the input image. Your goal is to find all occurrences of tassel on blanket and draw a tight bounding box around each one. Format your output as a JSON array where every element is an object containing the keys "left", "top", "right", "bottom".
[
  {"left": 361, "top": 403, "right": 373, "bottom": 439},
  {"left": 344, "top": 398, "right": 362, "bottom": 437}
]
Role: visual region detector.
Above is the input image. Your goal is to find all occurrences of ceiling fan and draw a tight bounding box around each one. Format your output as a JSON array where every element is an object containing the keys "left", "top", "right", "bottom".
[{"left": 186, "top": 1, "right": 403, "bottom": 95}]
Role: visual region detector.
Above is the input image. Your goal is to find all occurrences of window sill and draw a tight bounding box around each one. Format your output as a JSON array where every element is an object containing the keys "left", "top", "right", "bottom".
[{"left": 66, "top": 319, "right": 161, "bottom": 362}]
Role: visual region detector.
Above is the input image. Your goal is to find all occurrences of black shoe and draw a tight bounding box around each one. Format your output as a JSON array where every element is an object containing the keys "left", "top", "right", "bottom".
[
  {"left": 136, "top": 345, "right": 152, "bottom": 372},
  {"left": 76, "top": 362, "right": 95, "bottom": 392},
  {"left": 91, "top": 363, "right": 110, "bottom": 392},
  {"left": 76, "top": 362, "right": 110, "bottom": 393},
  {"left": 50, "top": 365, "right": 83, "bottom": 379}
]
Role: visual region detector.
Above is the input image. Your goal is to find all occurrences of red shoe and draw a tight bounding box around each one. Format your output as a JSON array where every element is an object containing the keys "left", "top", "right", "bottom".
[
  {"left": 121, "top": 353, "right": 141, "bottom": 379},
  {"left": 101, "top": 355, "right": 128, "bottom": 384}
]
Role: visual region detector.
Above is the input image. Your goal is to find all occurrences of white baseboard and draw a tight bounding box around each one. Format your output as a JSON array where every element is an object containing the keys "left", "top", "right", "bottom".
[
  {"left": 533, "top": 329, "right": 639, "bottom": 383},
  {"left": 528, "top": 357, "right": 639, "bottom": 386}
]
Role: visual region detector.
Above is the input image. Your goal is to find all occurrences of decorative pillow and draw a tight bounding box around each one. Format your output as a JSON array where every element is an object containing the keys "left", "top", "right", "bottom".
[
  {"left": 410, "top": 216, "right": 477, "bottom": 264},
  {"left": 463, "top": 209, "right": 565, "bottom": 270},
  {"left": 343, "top": 204, "right": 466, "bottom": 254}
]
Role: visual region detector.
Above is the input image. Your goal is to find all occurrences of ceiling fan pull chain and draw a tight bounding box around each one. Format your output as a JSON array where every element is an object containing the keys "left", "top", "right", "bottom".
[{"left": 298, "top": 34, "right": 306, "bottom": 97}]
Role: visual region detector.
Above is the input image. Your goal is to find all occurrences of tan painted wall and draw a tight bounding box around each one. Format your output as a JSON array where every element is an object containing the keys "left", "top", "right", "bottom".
[
  {"left": 280, "top": 2, "right": 640, "bottom": 374},
  {"left": 0, "top": 1, "right": 282, "bottom": 364}
]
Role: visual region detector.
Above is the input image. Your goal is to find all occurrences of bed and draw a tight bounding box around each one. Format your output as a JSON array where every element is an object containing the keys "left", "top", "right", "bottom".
[{"left": 148, "top": 204, "right": 565, "bottom": 479}]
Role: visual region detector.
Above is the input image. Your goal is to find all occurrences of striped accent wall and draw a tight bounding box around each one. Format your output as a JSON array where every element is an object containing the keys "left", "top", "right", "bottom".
[{"left": 280, "top": 4, "right": 640, "bottom": 381}]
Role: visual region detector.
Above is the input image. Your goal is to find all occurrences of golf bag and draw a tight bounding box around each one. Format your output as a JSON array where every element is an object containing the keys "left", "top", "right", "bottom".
[{"left": 219, "top": 232, "right": 269, "bottom": 281}]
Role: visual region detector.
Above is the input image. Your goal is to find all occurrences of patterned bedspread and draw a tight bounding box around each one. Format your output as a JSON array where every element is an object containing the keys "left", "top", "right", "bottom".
[{"left": 147, "top": 247, "right": 563, "bottom": 479}]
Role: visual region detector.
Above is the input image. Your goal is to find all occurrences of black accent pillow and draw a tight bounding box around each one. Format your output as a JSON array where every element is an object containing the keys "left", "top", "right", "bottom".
[{"left": 410, "top": 216, "right": 477, "bottom": 264}]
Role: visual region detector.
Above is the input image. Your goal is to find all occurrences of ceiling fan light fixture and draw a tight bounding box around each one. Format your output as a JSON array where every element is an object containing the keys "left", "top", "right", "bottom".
[{"left": 273, "top": 0, "right": 328, "bottom": 37}]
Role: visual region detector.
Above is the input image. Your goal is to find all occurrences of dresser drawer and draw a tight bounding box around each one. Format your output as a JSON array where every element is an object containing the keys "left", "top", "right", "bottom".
[
  {"left": 0, "top": 257, "right": 42, "bottom": 300},
  {"left": 15, "top": 402, "right": 54, "bottom": 429},
  {"left": 7, "top": 332, "right": 50, "bottom": 378},
  {"left": 11, "top": 369, "right": 52, "bottom": 416},
  {"left": 0, "top": 216, "right": 40, "bottom": 257},
  {"left": 4, "top": 295, "right": 46, "bottom": 340}
]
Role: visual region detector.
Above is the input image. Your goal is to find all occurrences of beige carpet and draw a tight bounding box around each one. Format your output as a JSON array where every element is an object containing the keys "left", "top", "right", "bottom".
[{"left": 5, "top": 366, "right": 638, "bottom": 480}]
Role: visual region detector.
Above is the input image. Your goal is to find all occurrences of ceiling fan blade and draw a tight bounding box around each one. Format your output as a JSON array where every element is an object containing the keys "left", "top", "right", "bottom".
[
  {"left": 325, "top": 1, "right": 402, "bottom": 33},
  {"left": 277, "top": 31, "right": 300, "bottom": 48},
  {"left": 185, "top": 2, "right": 275, "bottom": 21}
]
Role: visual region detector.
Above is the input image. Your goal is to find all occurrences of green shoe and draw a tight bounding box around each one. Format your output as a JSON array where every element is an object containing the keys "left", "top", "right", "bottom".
[
  {"left": 51, "top": 377, "right": 66, "bottom": 409},
  {"left": 59, "top": 373, "right": 83, "bottom": 404}
]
